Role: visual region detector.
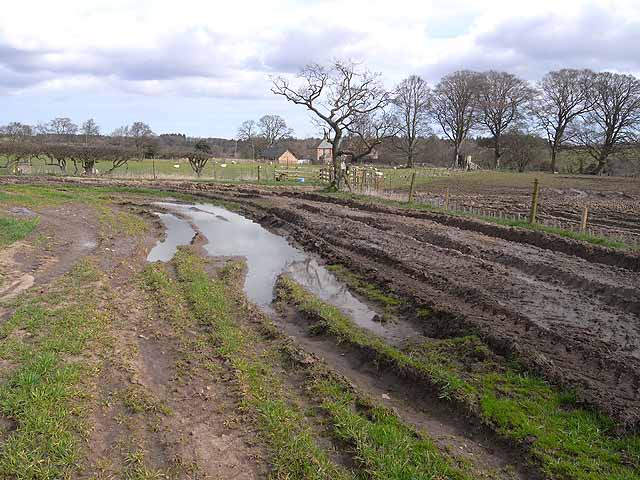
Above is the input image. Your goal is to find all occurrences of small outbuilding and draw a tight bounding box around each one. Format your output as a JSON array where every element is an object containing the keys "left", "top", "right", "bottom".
[{"left": 260, "top": 146, "right": 298, "bottom": 166}]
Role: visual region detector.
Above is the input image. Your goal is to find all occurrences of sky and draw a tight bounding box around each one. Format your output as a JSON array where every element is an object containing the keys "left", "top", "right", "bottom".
[{"left": 1, "top": 0, "right": 640, "bottom": 138}]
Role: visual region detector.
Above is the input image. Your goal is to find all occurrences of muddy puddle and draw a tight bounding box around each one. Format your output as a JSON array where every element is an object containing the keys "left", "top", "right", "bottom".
[
  {"left": 147, "top": 213, "right": 196, "bottom": 262},
  {"left": 148, "top": 202, "right": 419, "bottom": 344}
]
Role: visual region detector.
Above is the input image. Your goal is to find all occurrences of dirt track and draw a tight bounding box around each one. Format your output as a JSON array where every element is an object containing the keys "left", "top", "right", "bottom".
[{"left": 3, "top": 176, "right": 640, "bottom": 427}]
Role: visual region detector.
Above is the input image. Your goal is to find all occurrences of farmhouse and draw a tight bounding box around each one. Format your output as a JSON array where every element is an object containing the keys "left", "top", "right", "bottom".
[
  {"left": 316, "top": 136, "right": 332, "bottom": 163},
  {"left": 260, "top": 146, "right": 298, "bottom": 166}
]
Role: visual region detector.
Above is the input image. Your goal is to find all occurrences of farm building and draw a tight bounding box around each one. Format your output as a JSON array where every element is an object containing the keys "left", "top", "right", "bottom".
[
  {"left": 260, "top": 146, "right": 298, "bottom": 166},
  {"left": 316, "top": 137, "right": 332, "bottom": 163}
]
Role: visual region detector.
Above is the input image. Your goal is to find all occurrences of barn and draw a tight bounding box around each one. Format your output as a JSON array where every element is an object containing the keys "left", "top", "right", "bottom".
[{"left": 260, "top": 146, "right": 298, "bottom": 166}]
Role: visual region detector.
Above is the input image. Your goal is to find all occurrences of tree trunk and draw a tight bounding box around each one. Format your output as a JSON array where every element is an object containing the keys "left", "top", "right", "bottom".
[
  {"left": 494, "top": 136, "right": 501, "bottom": 169},
  {"left": 550, "top": 146, "right": 557, "bottom": 173},
  {"left": 453, "top": 143, "right": 461, "bottom": 168},
  {"left": 406, "top": 152, "right": 414, "bottom": 169},
  {"left": 594, "top": 152, "right": 608, "bottom": 175}
]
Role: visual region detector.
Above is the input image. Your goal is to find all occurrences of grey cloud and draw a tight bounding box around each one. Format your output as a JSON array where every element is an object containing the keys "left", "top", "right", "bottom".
[
  {"left": 250, "top": 27, "right": 367, "bottom": 73},
  {"left": 422, "top": 5, "right": 640, "bottom": 82},
  {"left": 478, "top": 6, "right": 640, "bottom": 66},
  {"left": 0, "top": 27, "right": 233, "bottom": 86}
]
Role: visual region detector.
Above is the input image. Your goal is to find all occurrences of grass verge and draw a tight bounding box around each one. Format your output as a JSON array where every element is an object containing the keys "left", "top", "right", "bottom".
[
  {"left": 0, "top": 260, "right": 108, "bottom": 479},
  {"left": 276, "top": 274, "right": 640, "bottom": 480}
]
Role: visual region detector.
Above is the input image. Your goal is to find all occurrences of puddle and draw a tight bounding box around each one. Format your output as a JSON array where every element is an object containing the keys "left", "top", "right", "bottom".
[
  {"left": 147, "top": 213, "right": 196, "bottom": 262},
  {"left": 151, "top": 203, "right": 420, "bottom": 343}
]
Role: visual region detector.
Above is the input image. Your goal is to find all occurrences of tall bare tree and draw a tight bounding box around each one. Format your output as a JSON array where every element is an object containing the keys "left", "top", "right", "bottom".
[
  {"left": 272, "top": 61, "right": 392, "bottom": 189},
  {"left": 576, "top": 72, "right": 640, "bottom": 174},
  {"left": 129, "top": 122, "right": 154, "bottom": 158},
  {"left": 533, "top": 69, "right": 595, "bottom": 172},
  {"left": 393, "top": 75, "right": 431, "bottom": 168},
  {"left": 49, "top": 117, "right": 78, "bottom": 139},
  {"left": 340, "top": 110, "right": 398, "bottom": 164},
  {"left": 432, "top": 71, "right": 480, "bottom": 168},
  {"left": 258, "top": 114, "right": 293, "bottom": 146},
  {"left": 477, "top": 71, "right": 534, "bottom": 169},
  {"left": 81, "top": 119, "right": 100, "bottom": 145},
  {"left": 237, "top": 120, "right": 259, "bottom": 159}
]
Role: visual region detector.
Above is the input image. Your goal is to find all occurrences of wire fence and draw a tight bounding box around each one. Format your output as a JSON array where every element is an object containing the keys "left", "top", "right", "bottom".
[
  {"left": 348, "top": 171, "right": 640, "bottom": 249},
  {"left": 3, "top": 160, "right": 639, "bottom": 249}
]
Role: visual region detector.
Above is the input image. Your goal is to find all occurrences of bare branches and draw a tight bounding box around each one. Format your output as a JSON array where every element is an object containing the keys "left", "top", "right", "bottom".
[
  {"left": 184, "top": 150, "right": 211, "bottom": 177},
  {"left": 339, "top": 111, "right": 399, "bottom": 164},
  {"left": 432, "top": 71, "right": 481, "bottom": 168},
  {"left": 533, "top": 69, "right": 595, "bottom": 172},
  {"left": 0, "top": 142, "right": 136, "bottom": 175},
  {"left": 392, "top": 75, "right": 432, "bottom": 168},
  {"left": 272, "top": 60, "right": 391, "bottom": 188},
  {"left": 476, "top": 71, "right": 534, "bottom": 168},
  {"left": 575, "top": 72, "right": 640, "bottom": 173},
  {"left": 258, "top": 115, "right": 293, "bottom": 146}
]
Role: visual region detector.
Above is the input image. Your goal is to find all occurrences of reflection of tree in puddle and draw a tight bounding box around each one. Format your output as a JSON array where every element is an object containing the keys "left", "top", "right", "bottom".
[{"left": 286, "top": 258, "right": 376, "bottom": 325}]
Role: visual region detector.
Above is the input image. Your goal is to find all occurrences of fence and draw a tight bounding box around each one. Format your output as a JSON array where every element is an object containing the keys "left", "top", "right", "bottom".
[
  {"left": 362, "top": 177, "right": 640, "bottom": 249},
  {"left": 3, "top": 158, "right": 638, "bottom": 249},
  {"left": 1, "top": 158, "right": 324, "bottom": 185}
]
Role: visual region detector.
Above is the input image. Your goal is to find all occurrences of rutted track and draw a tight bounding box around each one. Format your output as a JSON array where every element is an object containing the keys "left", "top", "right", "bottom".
[{"left": 3, "top": 176, "right": 640, "bottom": 427}]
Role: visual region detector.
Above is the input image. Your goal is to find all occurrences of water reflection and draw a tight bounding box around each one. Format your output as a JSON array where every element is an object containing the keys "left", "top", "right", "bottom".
[
  {"left": 150, "top": 202, "right": 419, "bottom": 343},
  {"left": 147, "top": 213, "right": 195, "bottom": 262}
]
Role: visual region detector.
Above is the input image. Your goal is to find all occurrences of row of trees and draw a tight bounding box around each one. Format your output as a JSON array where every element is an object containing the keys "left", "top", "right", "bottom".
[
  {"left": 0, "top": 118, "right": 219, "bottom": 177},
  {"left": 0, "top": 142, "right": 135, "bottom": 175},
  {"left": 272, "top": 62, "right": 640, "bottom": 185}
]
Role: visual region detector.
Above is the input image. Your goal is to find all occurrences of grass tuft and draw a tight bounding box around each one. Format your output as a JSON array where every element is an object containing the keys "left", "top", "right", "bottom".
[{"left": 0, "top": 216, "right": 39, "bottom": 246}]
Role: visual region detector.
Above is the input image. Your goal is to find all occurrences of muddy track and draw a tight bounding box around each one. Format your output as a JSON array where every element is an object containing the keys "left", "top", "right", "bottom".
[
  {"left": 3, "top": 176, "right": 640, "bottom": 427},
  {"left": 3, "top": 175, "right": 640, "bottom": 271}
]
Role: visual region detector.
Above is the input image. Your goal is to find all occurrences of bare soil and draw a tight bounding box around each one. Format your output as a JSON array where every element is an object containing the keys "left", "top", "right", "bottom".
[{"left": 2, "top": 176, "right": 640, "bottom": 476}]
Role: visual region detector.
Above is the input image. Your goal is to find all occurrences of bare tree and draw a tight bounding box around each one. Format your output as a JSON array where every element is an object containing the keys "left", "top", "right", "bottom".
[
  {"left": 477, "top": 71, "right": 534, "bottom": 168},
  {"left": 0, "top": 142, "right": 35, "bottom": 170},
  {"left": 49, "top": 117, "right": 78, "bottom": 137},
  {"left": 272, "top": 61, "right": 391, "bottom": 189},
  {"left": 34, "top": 122, "right": 52, "bottom": 136},
  {"left": 502, "top": 129, "right": 546, "bottom": 172},
  {"left": 81, "top": 119, "right": 100, "bottom": 145},
  {"left": 393, "top": 75, "right": 431, "bottom": 168},
  {"left": 129, "top": 122, "right": 154, "bottom": 158},
  {"left": 576, "top": 72, "right": 640, "bottom": 174},
  {"left": 533, "top": 69, "right": 595, "bottom": 172},
  {"left": 432, "top": 71, "right": 480, "bottom": 168},
  {"left": 340, "top": 110, "right": 398, "bottom": 164},
  {"left": 111, "top": 125, "right": 130, "bottom": 138},
  {"left": 0, "top": 122, "right": 33, "bottom": 142},
  {"left": 237, "top": 120, "right": 259, "bottom": 160},
  {"left": 185, "top": 151, "right": 210, "bottom": 177},
  {"left": 258, "top": 114, "right": 293, "bottom": 146}
]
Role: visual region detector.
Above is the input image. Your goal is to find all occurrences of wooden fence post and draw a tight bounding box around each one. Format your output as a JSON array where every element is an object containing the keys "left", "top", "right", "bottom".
[
  {"left": 408, "top": 171, "right": 417, "bottom": 203},
  {"left": 257, "top": 165, "right": 261, "bottom": 182},
  {"left": 580, "top": 206, "right": 589, "bottom": 232},
  {"left": 529, "top": 178, "right": 540, "bottom": 224},
  {"left": 444, "top": 186, "right": 450, "bottom": 210}
]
